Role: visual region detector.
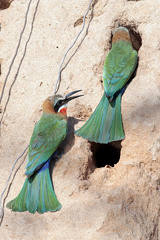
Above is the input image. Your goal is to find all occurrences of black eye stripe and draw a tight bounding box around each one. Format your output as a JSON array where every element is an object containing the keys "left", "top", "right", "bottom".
[
  {"left": 54, "top": 99, "right": 65, "bottom": 112},
  {"left": 58, "top": 100, "right": 63, "bottom": 105}
]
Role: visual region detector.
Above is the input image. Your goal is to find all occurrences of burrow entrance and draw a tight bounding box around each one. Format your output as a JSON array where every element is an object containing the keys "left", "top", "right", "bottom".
[
  {"left": 90, "top": 141, "right": 122, "bottom": 168},
  {"left": 124, "top": 25, "right": 142, "bottom": 51},
  {"left": 0, "top": 0, "right": 13, "bottom": 10}
]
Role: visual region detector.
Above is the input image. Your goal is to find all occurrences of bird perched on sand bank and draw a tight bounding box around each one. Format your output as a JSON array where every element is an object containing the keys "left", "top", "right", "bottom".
[
  {"left": 75, "top": 27, "right": 138, "bottom": 143},
  {"left": 7, "top": 90, "right": 82, "bottom": 214}
]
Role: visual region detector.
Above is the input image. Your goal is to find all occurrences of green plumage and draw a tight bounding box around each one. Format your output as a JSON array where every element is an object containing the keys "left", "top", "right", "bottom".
[
  {"left": 7, "top": 112, "right": 67, "bottom": 213},
  {"left": 75, "top": 92, "right": 124, "bottom": 143},
  {"left": 26, "top": 113, "right": 67, "bottom": 176},
  {"left": 75, "top": 27, "right": 138, "bottom": 143}
]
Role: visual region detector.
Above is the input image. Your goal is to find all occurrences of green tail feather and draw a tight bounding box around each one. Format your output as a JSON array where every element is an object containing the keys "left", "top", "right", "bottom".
[
  {"left": 6, "top": 162, "right": 62, "bottom": 214},
  {"left": 109, "top": 92, "right": 124, "bottom": 142},
  {"left": 75, "top": 92, "right": 125, "bottom": 143}
]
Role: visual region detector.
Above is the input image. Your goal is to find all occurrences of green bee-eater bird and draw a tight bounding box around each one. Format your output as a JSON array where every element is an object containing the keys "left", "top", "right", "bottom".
[
  {"left": 75, "top": 27, "right": 138, "bottom": 143},
  {"left": 6, "top": 90, "right": 82, "bottom": 214}
]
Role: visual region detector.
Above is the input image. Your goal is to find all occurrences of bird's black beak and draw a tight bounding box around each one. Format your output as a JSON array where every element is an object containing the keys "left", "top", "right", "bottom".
[{"left": 64, "top": 90, "right": 83, "bottom": 103}]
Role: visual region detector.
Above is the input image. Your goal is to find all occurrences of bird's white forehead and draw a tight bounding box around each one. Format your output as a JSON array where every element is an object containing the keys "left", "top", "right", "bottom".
[{"left": 56, "top": 93, "right": 65, "bottom": 99}]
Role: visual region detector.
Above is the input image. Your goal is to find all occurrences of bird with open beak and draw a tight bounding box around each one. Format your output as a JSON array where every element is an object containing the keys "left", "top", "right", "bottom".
[{"left": 7, "top": 90, "right": 83, "bottom": 214}]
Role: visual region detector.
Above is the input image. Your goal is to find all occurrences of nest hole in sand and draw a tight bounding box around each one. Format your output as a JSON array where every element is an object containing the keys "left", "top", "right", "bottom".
[
  {"left": 0, "top": 0, "right": 13, "bottom": 10},
  {"left": 90, "top": 141, "right": 122, "bottom": 168}
]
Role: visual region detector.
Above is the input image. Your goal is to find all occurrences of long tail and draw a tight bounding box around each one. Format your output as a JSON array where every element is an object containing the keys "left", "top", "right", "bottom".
[
  {"left": 75, "top": 92, "right": 124, "bottom": 143},
  {"left": 6, "top": 159, "right": 61, "bottom": 214}
]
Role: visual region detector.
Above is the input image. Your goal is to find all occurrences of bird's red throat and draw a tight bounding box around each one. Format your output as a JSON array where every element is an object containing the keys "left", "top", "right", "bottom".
[{"left": 60, "top": 107, "right": 67, "bottom": 115}]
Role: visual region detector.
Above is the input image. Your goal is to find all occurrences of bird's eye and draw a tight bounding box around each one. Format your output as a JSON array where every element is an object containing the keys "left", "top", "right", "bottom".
[
  {"left": 58, "top": 100, "right": 63, "bottom": 105},
  {"left": 54, "top": 100, "right": 63, "bottom": 112}
]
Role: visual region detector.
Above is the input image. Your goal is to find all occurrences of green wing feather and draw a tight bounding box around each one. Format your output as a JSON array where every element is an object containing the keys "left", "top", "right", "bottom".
[
  {"left": 103, "top": 41, "right": 138, "bottom": 97},
  {"left": 25, "top": 113, "right": 67, "bottom": 176}
]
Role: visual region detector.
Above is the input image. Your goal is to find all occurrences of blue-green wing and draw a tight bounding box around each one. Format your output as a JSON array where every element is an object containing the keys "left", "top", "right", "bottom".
[
  {"left": 25, "top": 113, "right": 67, "bottom": 176},
  {"left": 103, "top": 43, "right": 138, "bottom": 97}
]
